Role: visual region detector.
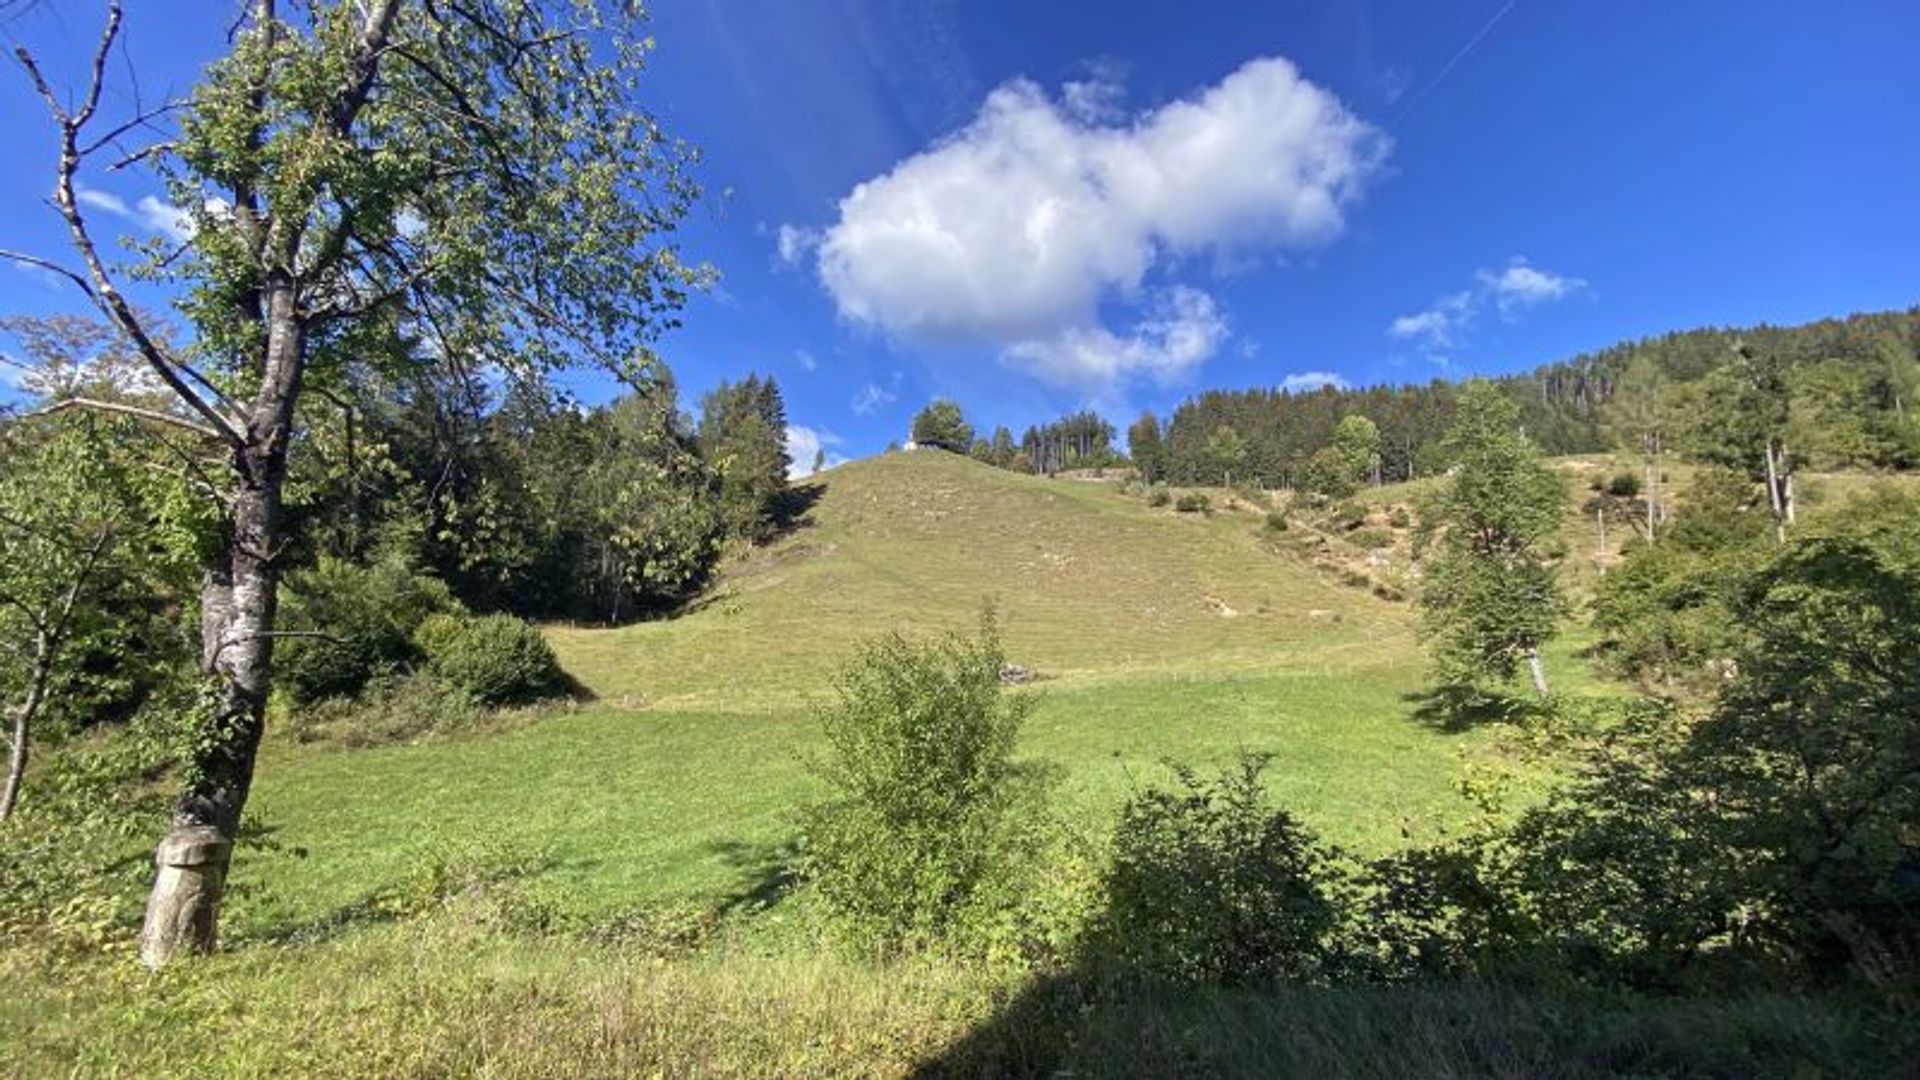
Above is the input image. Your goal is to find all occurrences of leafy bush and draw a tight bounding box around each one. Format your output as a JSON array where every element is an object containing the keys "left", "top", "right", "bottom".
[
  {"left": 422, "top": 614, "right": 564, "bottom": 707},
  {"left": 1350, "top": 527, "right": 1395, "bottom": 550},
  {"left": 278, "top": 557, "right": 462, "bottom": 706},
  {"left": 1387, "top": 506, "right": 1412, "bottom": 529},
  {"left": 1093, "top": 754, "right": 1347, "bottom": 985},
  {"left": 1264, "top": 510, "right": 1289, "bottom": 533},
  {"left": 1146, "top": 483, "right": 1171, "bottom": 508},
  {"left": 798, "top": 613, "right": 1036, "bottom": 953},
  {"left": 282, "top": 672, "right": 483, "bottom": 747},
  {"left": 1174, "top": 492, "right": 1211, "bottom": 514},
  {"left": 1606, "top": 471, "right": 1642, "bottom": 497}
]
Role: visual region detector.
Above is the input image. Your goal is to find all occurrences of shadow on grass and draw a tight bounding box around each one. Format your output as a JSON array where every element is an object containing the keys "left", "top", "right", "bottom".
[
  {"left": 1403, "top": 686, "right": 1535, "bottom": 733},
  {"left": 767, "top": 479, "right": 827, "bottom": 542},
  {"left": 707, "top": 837, "right": 801, "bottom": 918}
]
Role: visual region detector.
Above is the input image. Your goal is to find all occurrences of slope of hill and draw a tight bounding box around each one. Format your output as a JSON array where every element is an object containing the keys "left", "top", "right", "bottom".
[
  {"left": 551, "top": 449, "right": 1409, "bottom": 709},
  {"left": 237, "top": 450, "right": 1551, "bottom": 935}
]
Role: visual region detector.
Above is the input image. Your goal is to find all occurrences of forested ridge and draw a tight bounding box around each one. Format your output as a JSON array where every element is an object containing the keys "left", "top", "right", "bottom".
[{"left": 1149, "top": 306, "right": 1920, "bottom": 487}]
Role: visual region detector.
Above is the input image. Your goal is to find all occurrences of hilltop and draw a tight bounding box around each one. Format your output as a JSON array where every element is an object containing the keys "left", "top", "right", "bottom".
[{"left": 552, "top": 449, "right": 1408, "bottom": 709}]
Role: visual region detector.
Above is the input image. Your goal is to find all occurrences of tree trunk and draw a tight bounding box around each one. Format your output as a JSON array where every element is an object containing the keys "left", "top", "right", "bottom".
[
  {"left": 1525, "top": 646, "right": 1550, "bottom": 697},
  {"left": 140, "top": 286, "right": 302, "bottom": 968},
  {"left": 1643, "top": 439, "right": 1657, "bottom": 543},
  {"left": 1595, "top": 507, "right": 1607, "bottom": 576},
  {"left": 0, "top": 629, "right": 52, "bottom": 821}
]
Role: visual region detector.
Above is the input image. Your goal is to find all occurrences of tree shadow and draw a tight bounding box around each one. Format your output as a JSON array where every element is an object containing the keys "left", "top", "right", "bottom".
[
  {"left": 706, "top": 837, "right": 801, "bottom": 918},
  {"left": 1403, "top": 687, "right": 1533, "bottom": 733},
  {"left": 766, "top": 479, "right": 826, "bottom": 543}
]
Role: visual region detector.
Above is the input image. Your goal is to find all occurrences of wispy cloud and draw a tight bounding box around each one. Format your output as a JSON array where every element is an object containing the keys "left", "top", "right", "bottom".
[
  {"left": 76, "top": 185, "right": 193, "bottom": 243},
  {"left": 794, "top": 349, "right": 818, "bottom": 372},
  {"left": 1389, "top": 256, "right": 1585, "bottom": 355},
  {"left": 1281, "top": 370, "right": 1349, "bottom": 392},
  {"left": 850, "top": 381, "right": 897, "bottom": 416}
]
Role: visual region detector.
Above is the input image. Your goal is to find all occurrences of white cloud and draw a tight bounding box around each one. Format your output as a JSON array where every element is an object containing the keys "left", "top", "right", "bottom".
[
  {"left": 1388, "top": 290, "right": 1474, "bottom": 348},
  {"left": 76, "top": 185, "right": 194, "bottom": 243},
  {"left": 800, "top": 56, "right": 1387, "bottom": 392},
  {"left": 785, "top": 425, "right": 846, "bottom": 478},
  {"left": 1006, "top": 285, "right": 1226, "bottom": 388},
  {"left": 1479, "top": 257, "right": 1586, "bottom": 313},
  {"left": 850, "top": 382, "right": 897, "bottom": 416},
  {"left": 776, "top": 224, "right": 820, "bottom": 265},
  {"left": 1389, "top": 257, "right": 1584, "bottom": 352},
  {"left": 794, "top": 349, "right": 818, "bottom": 372},
  {"left": 1281, "top": 370, "right": 1349, "bottom": 392}
]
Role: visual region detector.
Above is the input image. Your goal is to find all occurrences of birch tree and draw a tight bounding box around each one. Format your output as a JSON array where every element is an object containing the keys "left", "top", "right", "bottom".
[{"left": 6, "top": 0, "right": 703, "bottom": 966}]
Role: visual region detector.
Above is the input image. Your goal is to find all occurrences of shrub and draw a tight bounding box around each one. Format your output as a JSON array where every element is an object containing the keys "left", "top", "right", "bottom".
[
  {"left": 278, "top": 557, "right": 462, "bottom": 706},
  {"left": 798, "top": 613, "right": 1036, "bottom": 953},
  {"left": 1350, "top": 527, "right": 1395, "bottom": 550},
  {"left": 1264, "top": 510, "right": 1289, "bottom": 533},
  {"left": 423, "top": 614, "right": 564, "bottom": 707},
  {"left": 1607, "top": 471, "right": 1642, "bottom": 498},
  {"left": 1093, "top": 753, "right": 1347, "bottom": 985},
  {"left": 283, "top": 672, "right": 483, "bottom": 747},
  {"left": 1174, "top": 492, "right": 1211, "bottom": 514},
  {"left": 1387, "top": 506, "right": 1412, "bottom": 529},
  {"left": 1146, "top": 483, "right": 1171, "bottom": 508}
]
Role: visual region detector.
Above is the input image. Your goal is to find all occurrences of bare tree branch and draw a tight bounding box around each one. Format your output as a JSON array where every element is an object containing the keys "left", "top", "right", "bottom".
[{"left": 27, "top": 396, "right": 222, "bottom": 439}]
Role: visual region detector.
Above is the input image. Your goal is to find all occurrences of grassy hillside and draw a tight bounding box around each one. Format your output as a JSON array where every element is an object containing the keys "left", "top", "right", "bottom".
[
  {"left": 236, "top": 451, "right": 1552, "bottom": 935},
  {"left": 12, "top": 448, "right": 1901, "bottom": 1077}
]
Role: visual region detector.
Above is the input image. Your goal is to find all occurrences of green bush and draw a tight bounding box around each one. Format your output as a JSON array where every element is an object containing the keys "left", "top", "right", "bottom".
[
  {"left": 1146, "top": 483, "right": 1171, "bottom": 508},
  {"left": 283, "top": 672, "right": 483, "bottom": 747},
  {"left": 278, "top": 558, "right": 462, "bottom": 706},
  {"left": 798, "top": 613, "right": 1037, "bottom": 953},
  {"left": 1350, "top": 527, "right": 1395, "bottom": 550},
  {"left": 1387, "top": 506, "right": 1412, "bottom": 529},
  {"left": 422, "top": 614, "right": 564, "bottom": 707},
  {"left": 1264, "top": 510, "right": 1289, "bottom": 533},
  {"left": 1093, "top": 754, "right": 1347, "bottom": 985},
  {"left": 1174, "top": 492, "right": 1211, "bottom": 514},
  {"left": 1606, "top": 471, "right": 1642, "bottom": 498}
]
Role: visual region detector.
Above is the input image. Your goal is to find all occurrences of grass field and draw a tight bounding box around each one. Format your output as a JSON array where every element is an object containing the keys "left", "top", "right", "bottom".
[{"left": 9, "top": 450, "right": 1893, "bottom": 1077}]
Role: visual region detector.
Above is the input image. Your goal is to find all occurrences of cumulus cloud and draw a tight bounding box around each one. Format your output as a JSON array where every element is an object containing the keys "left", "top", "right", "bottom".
[
  {"left": 1281, "top": 370, "right": 1349, "bottom": 392},
  {"left": 786, "top": 425, "right": 846, "bottom": 478},
  {"left": 794, "top": 56, "right": 1388, "bottom": 392},
  {"left": 1390, "top": 257, "right": 1585, "bottom": 352},
  {"left": 76, "top": 185, "right": 193, "bottom": 243}
]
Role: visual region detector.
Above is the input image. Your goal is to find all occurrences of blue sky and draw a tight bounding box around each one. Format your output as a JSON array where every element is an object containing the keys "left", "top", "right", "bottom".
[{"left": 4, "top": 2, "right": 1918, "bottom": 471}]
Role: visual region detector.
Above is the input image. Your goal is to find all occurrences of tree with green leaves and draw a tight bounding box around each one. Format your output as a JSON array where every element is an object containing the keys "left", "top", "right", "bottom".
[
  {"left": 698, "top": 375, "right": 790, "bottom": 543},
  {"left": 910, "top": 399, "right": 973, "bottom": 452},
  {"left": 1418, "top": 381, "right": 1568, "bottom": 698},
  {"left": 1603, "top": 354, "right": 1672, "bottom": 542},
  {"left": 1128, "top": 411, "right": 1167, "bottom": 485},
  {"left": 5, "top": 0, "right": 703, "bottom": 965},
  {"left": 1204, "top": 424, "right": 1248, "bottom": 487},
  {"left": 1331, "top": 414, "right": 1381, "bottom": 487}
]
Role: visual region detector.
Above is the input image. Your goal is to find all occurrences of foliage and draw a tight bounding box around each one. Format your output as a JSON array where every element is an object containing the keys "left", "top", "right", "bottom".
[
  {"left": 697, "top": 375, "right": 791, "bottom": 543},
  {"left": 281, "top": 672, "right": 483, "bottom": 748},
  {"left": 276, "top": 557, "right": 463, "bottom": 707},
  {"left": 422, "top": 614, "right": 565, "bottom": 708},
  {"left": 910, "top": 400, "right": 974, "bottom": 453},
  {"left": 1146, "top": 483, "right": 1171, "bottom": 508},
  {"left": 1591, "top": 469, "right": 1773, "bottom": 688},
  {"left": 1017, "top": 410, "right": 1119, "bottom": 474},
  {"left": 1093, "top": 754, "right": 1348, "bottom": 985},
  {"left": 1298, "top": 444, "right": 1359, "bottom": 498},
  {"left": 799, "top": 613, "right": 1036, "bottom": 952},
  {"left": 1417, "top": 382, "right": 1568, "bottom": 696},
  {"left": 1127, "top": 412, "right": 1168, "bottom": 484},
  {"left": 1174, "top": 492, "right": 1212, "bottom": 514}
]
